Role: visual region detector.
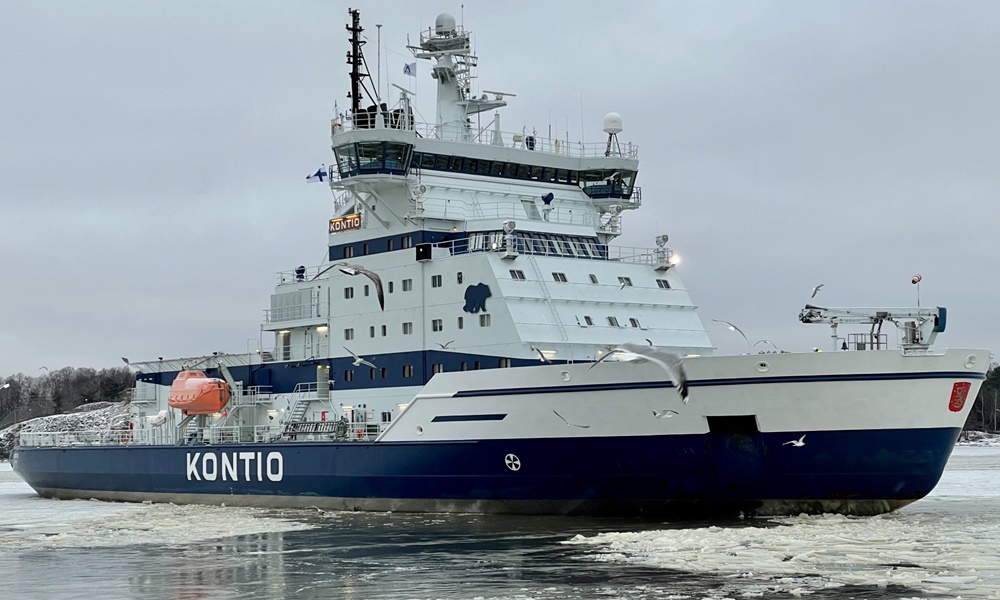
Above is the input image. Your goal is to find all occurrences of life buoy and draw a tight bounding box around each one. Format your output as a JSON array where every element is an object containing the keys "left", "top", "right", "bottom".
[{"left": 356, "top": 428, "right": 365, "bottom": 440}]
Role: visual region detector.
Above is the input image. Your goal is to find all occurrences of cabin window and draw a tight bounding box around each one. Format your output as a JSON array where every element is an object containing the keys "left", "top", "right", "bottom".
[
  {"left": 380, "top": 367, "right": 387, "bottom": 379},
  {"left": 362, "top": 243, "right": 369, "bottom": 255},
  {"left": 552, "top": 272, "right": 567, "bottom": 283},
  {"left": 656, "top": 279, "right": 671, "bottom": 289},
  {"left": 369, "top": 326, "right": 375, "bottom": 338},
  {"left": 618, "top": 276, "right": 633, "bottom": 288},
  {"left": 584, "top": 316, "right": 594, "bottom": 326},
  {"left": 344, "top": 328, "right": 354, "bottom": 340},
  {"left": 388, "top": 281, "right": 394, "bottom": 294},
  {"left": 402, "top": 235, "right": 413, "bottom": 249},
  {"left": 402, "top": 278, "right": 413, "bottom": 291},
  {"left": 457, "top": 316, "right": 464, "bottom": 329},
  {"left": 457, "top": 272, "right": 463, "bottom": 284},
  {"left": 589, "top": 274, "right": 599, "bottom": 284},
  {"left": 344, "top": 370, "right": 354, "bottom": 382},
  {"left": 480, "top": 314, "right": 491, "bottom": 327},
  {"left": 381, "top": 411, "right": 392, "bottom": 423},
  {"left": 608, "top": 316, "right": 621, "bottom": 327},
  {"left": 402, "top": 365, "right": 414, "bottom": 378},
  {"left": 432, "top": 363, "right": 444, "bottom": 374},
  {"left": 381, "top": 325, "right": 387, "bottom": 337},
  {"left": 629, "top": 318, "right": 641, "bottom": 328},
  {"left": 499, "top": 358, "right": 511, "bottom": 368},
  {"left": 510, "top": 269, "right": 525, "bottom": 280},
  {"left": 491, "top": 162, "right": 506, "bottom": 176},
  {"left": 420, "top": 153, "right": 436, "bottom": 169},
  {"left": 364, "top": 284, "right": 369, "bottom": 296},
  {"left": 278, "top": 331, "right": 290, "bottom": 361},
  {"left": 431, "top": 275, "right": 442, "bottom": 288},
  {"left": 460, "top": 361, "right": 468, "bottom": 371},
  {"left": 402, "top": 322, "right": 413, "bottom": 335},
  {"left": 387, "top": 239, "right": 394, "bottom": 251},
  {"left": 343, "top": 246, "right": 354, "bottom": 258},
  {"left": 344, "top": 287, "right": 354, "bottom": 299},
  {"left": 369, "top": 368, "right": 376, "bottom": 380},
  {"left": 474, "top": 360, "right": 481, "bottom": 370},
  {"left": 432, "top": 319, "right": 443, "bottom": 332}
]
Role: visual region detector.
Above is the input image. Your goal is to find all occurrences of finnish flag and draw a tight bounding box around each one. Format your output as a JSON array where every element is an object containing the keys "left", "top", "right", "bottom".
[
  {"left": 403, "top": 62, "right": 416, "bottom": 77},
  {"left": 306, "top": 167, "right": 327, "bottom": 184}
]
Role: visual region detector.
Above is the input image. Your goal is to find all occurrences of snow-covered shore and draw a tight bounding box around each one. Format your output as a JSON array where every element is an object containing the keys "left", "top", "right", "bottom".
[
  {"left": 956, "top": 430, "right": 1000, "bottom": 447},
  {"left": 0, "top": 402, "right": 129, "bottom": 459}
]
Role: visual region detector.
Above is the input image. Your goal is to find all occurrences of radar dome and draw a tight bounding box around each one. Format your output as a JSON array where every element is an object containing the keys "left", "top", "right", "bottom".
[
  {"left": 603, "top": 112, "right": 623, "bottom": 135},
  {"left": 435, "top": 13, "right": 457, "bottom": 35}
]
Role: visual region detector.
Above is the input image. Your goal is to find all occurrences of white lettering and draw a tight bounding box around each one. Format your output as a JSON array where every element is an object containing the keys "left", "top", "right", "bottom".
[
  {"left": 256, "top": 452, "right": 263, "bottom": 481},
  {"left": 222, "top": 452, "right": 237, "bottom": 481},
  {"left": 266, "top": 452, "right": 283, "bottom": 481},
  {"left": 239, "top": 451, "right": 255, "bottom": 481},
  {"left": 186, "top": 453, "right": 201, "bottom": 481},
  {"left": 202, "top": 453, "right": 218, "bottom": 481}
]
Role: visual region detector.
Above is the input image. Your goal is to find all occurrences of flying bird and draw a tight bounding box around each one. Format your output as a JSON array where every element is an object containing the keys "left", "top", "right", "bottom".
[
  {"left": 811, "top": 284, "right": 824, "bottom": 298},
  {"left": 652, "top": 409, "right": 678, "bottom": 419},
  {"left": 645, "top": 338, "right": 653, "bottom": 346},
  {"left": 712, "top": 319, "right": 751, "bottom": 347},
  {"left": 312, "top": 261, "right": 385, "bottom": 311},
  {"left": 620, "top": 280, "right": 628, "bottom": 290},
  {"left": 121, "top": 357, "right": 130, "bottom": 365},
  {"left": 552, "top": 410, "right": 590, "bottom": 429},
  {"left": 436, "top": 341, "right": 455, "bottom": 349},
  {"left": 531, "top": 346, "right": 551, "bottom": 363},
  {"left": 782, "top": 434, "right": 807, "bottom": 447},
  {"left": 589, "top": 343, "right": 689, "bottom": 403},
  {"left": 753, "top": 340, "right": 778, "bottom": 351},
  {"left": 39, "top": 366, "right": 48, "bottom": 372},
  {"left": 343, "top": 346, "right": 377, "bottom": 369}
]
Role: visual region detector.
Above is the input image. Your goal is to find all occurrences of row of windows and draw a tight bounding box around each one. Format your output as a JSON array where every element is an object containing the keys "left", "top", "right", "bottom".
[
  {"left": 340, "top": 357, "right": 513, "bottom": 382},
  {"left": 342, "top": 314, "right": 491, "bottom": 339},
  {"left": 509, "top": 269, "right": 671, "bottom": 289},
  {"left": 344, "top": 279, "right": 415, "bottom": 300},
  {"left": 578, "top": 315, "right": 644, "bottom": 328},
  {"left": 342, "top": 235, "right": 414, "bottom": 258}
]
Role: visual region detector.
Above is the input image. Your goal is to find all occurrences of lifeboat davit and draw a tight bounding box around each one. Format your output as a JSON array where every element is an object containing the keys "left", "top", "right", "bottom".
[{"left": 167, "top": 370, "right": 231, "bottom": 415}]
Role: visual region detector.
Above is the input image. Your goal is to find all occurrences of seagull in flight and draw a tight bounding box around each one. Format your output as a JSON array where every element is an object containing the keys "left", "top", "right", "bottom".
[
  {"left": 783, "top": 434, "right": 807, "bottom": 447},
  {"left": 531, "top": 346, "right": 551, "bottom": 363},
  {"left": 811, "top": 284, "right": 824, "bottom": 298},
  {"left": 589, "top": 343, "right": 689, "bottom": 403},
  {"left": 121, "top": 357, "right": 130, "bottom": 365},
  {"left": 712, "top": 319, "right": 750, "bottom": 347},
  {"left": 436, "top": 341, "right": 455, "bottom": 349},
  {"left": 753, "top": 340, "right": 778, "bottom": 351},
  {"left": 619, "top": 280, "right": 628, "bottom": 290},
  {"left": 652, "top": 409, "right": 678, "bottom": 419},
  {"left": 343, "top": 346, "right": 377, "bottom": 369},
  {"left": 552, "top": 410, "right": 590, "bottom": 428},
  {"left": 39, "top": 366, "right": 48, "bottom": 372},
  {"left": 312, "top": 261, "right": 385, "bottom": 311}
]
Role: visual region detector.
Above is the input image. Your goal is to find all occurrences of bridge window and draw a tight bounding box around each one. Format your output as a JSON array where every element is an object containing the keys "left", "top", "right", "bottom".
[
  {"left": 364, "top": 284, "right": 369, "bottom": 296},
  {"left": 334, "top": 145, "right": 358, "bottom": 176},
  {"left": 657, "top": 279, "right": 671, "bottom": 289},
  {"left": 580, "top": 169, "right": 636, "bottom": 199},
  {"left": 362, "top": 243, "right": 369, "bottom": 255}
]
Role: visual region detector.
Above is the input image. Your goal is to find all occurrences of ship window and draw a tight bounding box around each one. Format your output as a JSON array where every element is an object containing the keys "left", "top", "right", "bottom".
[
  {"left": 363, "top": 243, "right": 369, "bottom": 255},
  {"left": 403, "top": 365, "right": 414, "bottom": 378},
  {"left": 589, "top": 274, "right": 599, "bottom": 284},
  {"left": 344, "top": 328, "right": 354, "bottom": 340},
  {"left": 618, "top": 276, "right": 633, "bottom": 288},
  {"left": 381, "top": 411, "right": 392, "bottom": 422},
  {"left": 381, "top": 367, "right": 387, "bottom": 379},
  {"left": 571, "top": 240, "right": 587, "bottom": 257},
  {"left": 420, "top": 153, "right": 436, "bottom": 169},
  {"left": 457, "top": 272, "right": 463, "bottom": 284},
  {"left": 448, "top": 156, "right": 464, "bottom": 171},
  {"left": 335, "top": 144, "right": 358, "bottom": 175},
  {"left": 499, "top": 358, "right": 511, "bottom": 368},
  {"left": 529, "top": 166, "right": 543, "bottom": 181},
  {"left": 431, "top": 275, "right": 442, "bottom": 288},
  {"left": 629, "top": 318, "right": 641, "bottom": 328},
  {"left": 466, "top": 158, "right": 479, "bottom": 173},
  {"left": 343, "top": 246, "right": 354, "bottom": 258},
  {"left": 345, "top": 370, "right": 354, "bottom": 382},
  {"left": 381, "top": 325, "right": 387, "bottom": 336},
  {"left": 384, "top": 142, "right": 409, "bottom": 172},
  {"left": 520, "top": 199, "right": 541, "bottom": 220},
  {"left": 344, "top": 287, "right": 354, "bottom": 299},
  {"left": 369, "top": 326, "right": 375, "bottom": 338},
  {"left": 477, "top": 160, "right": 491, "bottom": 175},
  {"left": 457, "top": 316, "right": 464, "bottom": 329},
  {"left": 584, "top": 315, "right": 594, "bottom": 326},
  {"left": 479, "top": 314, "right": 491, "bottom": 327},
  {"left": 510, "top": 269, "right": 526, "bottom": 280},
  {"left": 278, "top": 331, "right": 290, "bottom": 361},
  {"left": 556, "top": 238, "right": 573, "bottom": 255},
  {"left": 657, "top": 279, "right": 671, "bottom": 289},
  {"left": 369, "top": 367, "right": 376, "bottom": 380},
  {"left": 432, "top": 319, "right": 443, "bottom": 332},
  {"left": 402, "top": 279, "right": 413, "bottom": 291},
  {"left": 460, "top": 361, "right": 468, "bottom": 371},
  {"left": 364, "top": 284, "right": 369, "bottom": 296},
  {"left": 387, "top": 239, "right": 394, "bottom": 251},
  {"left": 491, "top": 161, "right": 506, "bottom": 176},
  {"left": 434, "top": 155, "right": 450, "bottom": 170},
  {"left": 388, "top": 281, "right": 394, "bottom": 293},
  {"left": 474, "top": 361, "right": 481, "bottom": 370},
  {"left": 356, "top": 142, "right": 385, "bottom": 172},
  {"left": 531, "top": 237, "right": 546, "bottom": 254},
  {"left": 607, "top": 316, "right": 621, "bottom": 327},
  {"left": 515, "top": 164, "right": 530, "bottom": 179},
  {"left": 555, "top": 169, "right": 569, "bottom": 183},
  {"left": 432, "top": 363, "right": 444, "bottom": 374},
  {"left": 552, "top": 272, "right": 567, "bottom": 283},
  {"left": 402, "top": 235, "right": 413, "bottom": 249},
  {"left": 403, "top": 322, "right": 413, "bottom": 334}
]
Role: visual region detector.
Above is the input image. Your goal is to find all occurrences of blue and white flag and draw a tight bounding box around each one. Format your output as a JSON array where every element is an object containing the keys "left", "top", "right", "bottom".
[
  {"left": 306, "top": 167, "right": 327, "bottom": 183},
  {"left": 403, "top": 62, "right": 416, "bottom": 77}
]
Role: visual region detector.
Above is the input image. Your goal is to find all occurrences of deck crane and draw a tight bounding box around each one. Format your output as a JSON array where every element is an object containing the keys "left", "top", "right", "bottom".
[{"left": 798, "top": 305, "right": 947, "bottom": 352}]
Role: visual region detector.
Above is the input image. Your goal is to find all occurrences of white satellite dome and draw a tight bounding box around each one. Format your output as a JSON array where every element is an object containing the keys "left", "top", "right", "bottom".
[
  {"left": 602, "top": 112, "right": 623, "bottom": 135},
  {"left": 435, "top": 13, "right": 457, "bottom": 35}
]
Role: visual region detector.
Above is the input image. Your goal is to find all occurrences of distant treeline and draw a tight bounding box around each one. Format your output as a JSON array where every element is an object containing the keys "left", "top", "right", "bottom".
[
  {"left": 1, "top": 364, "right": 999, "bottom": 432},
  {"left": 0, "top": 367, "right": 134, "bottom": 428}
]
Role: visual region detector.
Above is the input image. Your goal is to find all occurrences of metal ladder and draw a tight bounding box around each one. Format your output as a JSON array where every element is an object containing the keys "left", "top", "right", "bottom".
[{"left": 526, "top": 255, "right": 569, "bottom": 341}]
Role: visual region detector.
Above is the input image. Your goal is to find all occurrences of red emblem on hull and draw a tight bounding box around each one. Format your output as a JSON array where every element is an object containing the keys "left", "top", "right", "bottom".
[{"left": 949, "top": 382, "right": 971, "bottom": 412}]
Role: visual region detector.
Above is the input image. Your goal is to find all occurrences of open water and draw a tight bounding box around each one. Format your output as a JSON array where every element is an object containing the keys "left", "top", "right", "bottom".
[{"left": 1, "top": 447, "right": 998, "bottom": 600}]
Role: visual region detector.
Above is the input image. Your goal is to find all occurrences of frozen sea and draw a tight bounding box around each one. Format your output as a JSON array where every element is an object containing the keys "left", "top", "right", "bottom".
[{"left": 1, "top": 447, "right": 998, "bottom": 600}]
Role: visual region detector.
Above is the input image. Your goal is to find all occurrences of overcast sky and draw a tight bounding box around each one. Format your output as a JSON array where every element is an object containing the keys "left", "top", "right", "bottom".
[{"left": 2, "top": 0, "right": 998, "bottom": 375}]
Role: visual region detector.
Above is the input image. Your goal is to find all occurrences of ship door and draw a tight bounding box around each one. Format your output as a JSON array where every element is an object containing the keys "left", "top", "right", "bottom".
[
  {"left": 316, "top": 365, "right": 330, "bottom": 399},
  {"left": 707, "top": 416, "right": 769, "bottom": 495}
]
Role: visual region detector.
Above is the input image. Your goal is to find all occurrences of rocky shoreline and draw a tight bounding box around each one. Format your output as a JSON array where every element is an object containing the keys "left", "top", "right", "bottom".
[{"left": 0, "top": 402, "right": 130, "bottom": 460}]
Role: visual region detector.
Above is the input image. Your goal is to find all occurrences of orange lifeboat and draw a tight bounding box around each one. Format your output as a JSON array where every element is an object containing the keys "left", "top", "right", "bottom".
[{"left": 167, "top": 370, "right": 231, "bottom": 415}]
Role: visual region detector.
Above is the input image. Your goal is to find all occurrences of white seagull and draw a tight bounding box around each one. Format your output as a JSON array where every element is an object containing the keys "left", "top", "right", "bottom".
[
  {"left": 712, "top": 319, "right": 750, "bottom": 347},
  {"left": 313, "top": 261, "right": 385, "bottom": 311},
  {"left": 811, "top": 284, "right": 824, "bottom": 298},
  {"left": 783, "top": 434, "right": 807, "bottom": 447},
  {"left": 531, "top": 346, "right": 551, "bottom": 363},
  {"left": 652, "top": 409, "right": 678, "bottom": 419},
  {"left": 343, "top": 346, "right": 377, "bottom": 369},
  {"left": 552, "top": 410, "right": 590, "bottom": 429},
  {"left": 589, "top": 343, "right": 689, "bottom": 403}
]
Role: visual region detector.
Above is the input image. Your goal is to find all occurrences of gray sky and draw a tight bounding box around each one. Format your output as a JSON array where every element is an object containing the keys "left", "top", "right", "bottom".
[{"left": 2, "top": 0, "right": 998, "bottom": 374}]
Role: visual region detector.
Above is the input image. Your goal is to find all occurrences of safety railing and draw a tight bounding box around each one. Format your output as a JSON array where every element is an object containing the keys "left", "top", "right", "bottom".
[{"left": 20, "top": 430, "right": 136, "bottom": 447}]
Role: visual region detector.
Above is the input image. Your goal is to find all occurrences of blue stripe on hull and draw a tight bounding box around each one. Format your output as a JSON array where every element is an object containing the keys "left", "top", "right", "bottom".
[{"left": 11, "top": 427, "right": 961, "bottom": 517}]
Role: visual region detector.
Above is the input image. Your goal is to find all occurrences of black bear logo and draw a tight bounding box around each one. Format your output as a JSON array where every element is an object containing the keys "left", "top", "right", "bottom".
[{"left": 463, "top": 283, "right": 491, "bottom": 313}]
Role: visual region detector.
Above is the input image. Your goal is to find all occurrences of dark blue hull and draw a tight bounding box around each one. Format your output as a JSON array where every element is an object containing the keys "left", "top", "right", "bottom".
[{"left": 11, "top": 427, "right": 962, "bottom": 517}]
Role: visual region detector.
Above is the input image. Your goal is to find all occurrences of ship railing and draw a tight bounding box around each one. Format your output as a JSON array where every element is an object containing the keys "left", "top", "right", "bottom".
[
  {"left": 20, "top": 430, "right": 136, "bottom": 447},
  {"left": 206, "top": 426, "right": 256, "bottom": 444},
  {"left": 229, "top": 385, "right": 272, "bottom": 407},
  {"left": 430, "top": 238, "right": 673, "bottom": 266},
  {"left": 254, "top": 425, "right": 283, "bottom": 442},
  {"left": 128, "top": 386, "right": 158, "bottom": 405},
  {"left": 264, "top": 302, "right": 326, "bottom": 323},
  {"left": 416, "top": 201, "right": 600, "bottom": 228},
  {"left": 131, "top": 427, "right": 175, "bottom": 446},
  {"left": 275, "top": 265, "right": 326, "bottom": 285}
]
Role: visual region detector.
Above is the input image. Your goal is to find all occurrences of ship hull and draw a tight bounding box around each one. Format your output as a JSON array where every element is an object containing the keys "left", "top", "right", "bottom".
[{"left": 11, "top": 425, "right": 961, "bottom": 517}]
